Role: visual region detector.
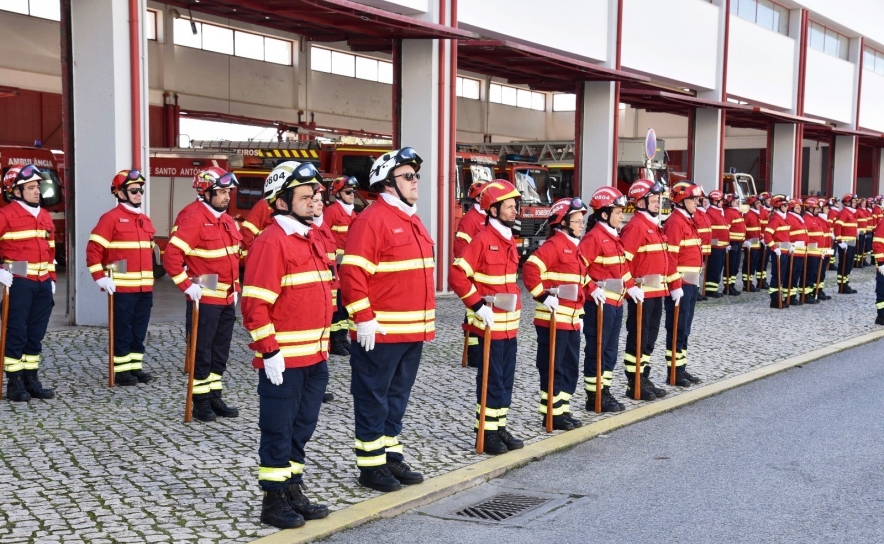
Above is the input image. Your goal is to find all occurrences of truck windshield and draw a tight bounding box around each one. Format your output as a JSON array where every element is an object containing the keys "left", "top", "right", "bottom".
[
  {"left": 514, "top": 168, "right": 551, "bottom": 205},
  {"left": 39, "top": 170, "right": 63, "bottom": 207}
]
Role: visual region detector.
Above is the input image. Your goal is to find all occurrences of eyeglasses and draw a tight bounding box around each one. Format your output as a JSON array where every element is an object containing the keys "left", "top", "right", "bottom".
[
  {"left": 394, "top": 172, "right": 420, "bottom": 182},
  {"left": 127, "top": 187, "right": 144, "bottom": 195},
  {"left": 341, "top": 189, "right": 355, "bottom": 195}
]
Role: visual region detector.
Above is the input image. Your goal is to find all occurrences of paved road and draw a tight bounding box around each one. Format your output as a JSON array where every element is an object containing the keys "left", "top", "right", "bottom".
[{"left": 326, "top": 337, "right": 884, "bottom": 544}]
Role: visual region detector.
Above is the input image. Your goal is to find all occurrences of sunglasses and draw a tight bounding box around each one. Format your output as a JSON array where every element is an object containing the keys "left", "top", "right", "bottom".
[
  {"left": 127, "top": 187, "right": 145, "bottom": 195},
  {"left": 394, "top": 172, "right": 420, "bottom": 182},
  {"left": 341, "top": 189, "right": 356, "bottom": 195}
]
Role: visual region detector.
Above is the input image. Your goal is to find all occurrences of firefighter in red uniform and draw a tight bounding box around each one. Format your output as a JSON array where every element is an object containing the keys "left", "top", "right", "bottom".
[
  {"left": 834, "top": 193, "right": 859, "bottom": 293},
  {"left": 872, "top": 196, "right": 884, "bottom": 227},
  {"left": 87, "top": 170, "right": 156, "bottom": 386},
  {"left": 743, "top": 195, "right": 763, "bottom": 292},
  {"left": 170, "top": 169, "right": 222, "bottom": 234},
  {"left": 704, "top": 190, "right": 729, "bottom": 297},
  {"left": 0, "top": 165, "right": 57, "bottom": 401},
  {"left": 759, "top": 192, "right": 773, "bottom": 288},
  {"left": 723, "top": 193, "right": 745, "bottom": 295},
  {"left": 454, "top": 179, "right": 489, "bottom": 368},
  {"left": 451, "top": 180, "right": 525, "bottom": 451},
  {"left": 785, "top": 198, "right": 809, "bottom": 306},
  {"left": 802, "top": 197, "right": 826, "bottom": 304},
  {"left": 241, "top": 160, "right": 331, "bottom": 529},
  {"left": 340, "top": 147, "right": 435, "bottom": 492},
  {"left": 763, "top": 195, "right": 792, "bottom": 308},
  {"left": 693, "top": 194, "right": 712, "bottom": 301},
  {"left": 240, "top": 191, "right": 275, "bottom": 266},
  {"left": 816, "top": 198, "right": 835, "bottom": 300},
  {"left": 826, "top": 197, "right": 840, "bottom": 271},
  {"left": 579, "top": 187, "right": 635, "bottom": 411},
  {"left": 872, "top": 214, "right": 884, "bottom": 325},
  {"left": 662, "top": 182, "right": 704, "bottom": 386},
  {"left": 324, "top": 176, "right": 360, "bottom": 356},
  {"left": 619, "top": 179, "right": 669, "bottom": 401},
  {"left": 522, "top": 197, "right": 588, "bottom": 428},
  {"left": 857, "top": 198, "right": 872, "bottom": 267},
  {"left": 164, "top": 168, "right": 242, "bottom": 421}
]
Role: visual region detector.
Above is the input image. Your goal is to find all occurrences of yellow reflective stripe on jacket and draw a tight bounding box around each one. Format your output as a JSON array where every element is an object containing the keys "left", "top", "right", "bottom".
[
  {"left": 455, "top": 231, "right": 472, "bottom": 243},
  {"left": 594, "top": 255, "right": 626, "bottom": 265},
  {"left": 346, "top": 297, "right": 371, "bottom": 315},
  {"left": 1, "top": 229, "right": 49, "bottom": 241},
  {"left": 275, "top": 328, "right": 327, "bottom": 344},
  {"left": 454, "top": 257, "right": 474, "bottom": 277},
  {"left": 374, "top": 309, "right": 436, "bottom": 322},
  {"left": 473, "top": 272, "right": 518, "bottom": 285},
  {"left": 105, "top": 240, "right": 153, "bottom": 250},
  {"left": 680, "top": 239, "right": 701, "bottom": 247},
  {"left": 248, "top": 323, "right": 276, "bottom": 342},
  {"left": 281, "top": 269, "right": 333, "bottom": 286},
  {"left": 375, "top": 322, "right": 436, "bottom": 335},
  {"left": 376, "top": 257, "right": 434, "bottom": 273},
  {"left": 331, "top": 225, "right": 349, "bottom": 233},
  {"left": 542, "top": 271, "right": 582, "bottom": 283},
  {"left": 341, "top": 254, "right": 378, "bottom": 274},
  {"left": 189, "top": 245, "right": 240, "bottom": 259},
  {"left": 525, "top": 255, "right": 547, "bottom": 274},
  {"left": 242, "top": 221, "right": 260, "bottom": 235},
  {"left": 89, "top": 234, "right": 110, "bottom": 248},
  {"left": 638, "top": 243, "right": 666, "bottom": 252},
  {"left": 242, "top": 286, "right": 278, "bottom": 304}
]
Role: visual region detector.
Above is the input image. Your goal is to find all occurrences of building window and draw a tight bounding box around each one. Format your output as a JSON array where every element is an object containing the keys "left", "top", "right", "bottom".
[
  {"left": 173, "top": 18, "right": 293, "bottom": 65},
  {"left": 311, "top": 46, "right": 393, "bottom": 84},
  {"left": 456, "top": 77, "right": 481, "bottom": 100},
  {"left": 809, "top": 21, "right": 849, "bottom": 61},
  {"left": 0, "top": 0, "right": 60, "bottom": 20},
  {"left": 731, "top": 0, "right": 789, "bottom": 35},
  {"left": 489, "top": 83, "right": 545, "bottom": 111},
  {"left": 145, "top": 9, "right": 158, "bottom": 41},
  {"left": 553, "top": 93, "right": 577, "bottom": 112},
  {"left": 864, "top": 47, "right": 884, "bottom": 76}
]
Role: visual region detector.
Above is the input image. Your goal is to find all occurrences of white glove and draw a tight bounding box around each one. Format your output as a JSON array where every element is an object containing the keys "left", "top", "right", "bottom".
[
  {"left": 0, "top": 269, "right": 12, "bottom": 289},
  {"left": 579, "top": 319, "right": 584, "bottom": 333},
  {"left": 878, "top": 264, "right": 884, "bottom": 275},
  {"left": 627, "top": 285, "right": 645, "bottom": 303},
  {"left": 476, "top": 305, "right": 496, "bottom": 329},
  {"left": 233, "top": 292, "right": 238, "bottom": 306},
  {"left": 263, "top": 351, "right": 285, "bottom": 386},
  {"left": 356, "top": 319, "right": 386, "bottom": 351},
  {"left": 743, "top": 241, "right": 752, "bottom": 249},
  {"left": 51, "top": 281, "right": 55, "bottom": 295},
  {"left": 95, "top": 276, "right": 115, "bottom": 294},
  {"left": 831, "top": 232, "right": 836, "bottom": 240},
  {"left": 723, "top": 244, "right": 731, "bottom": 252},
  {"left": 774, "top": 248, "right": 782, "bottom": 257},
  {"left": 541, "top": 295, "right": 559, "bottom": 312},
  {"left": 788, "top": 245, "right": 795, "bottom": 254},
  {"left": 590, "top": 287, "right": 606, "bottom": 306},
  {"left": 839, "top": 242, "right": 847, "bottom": 250},
  {"left": 670, "top": 287, "right": 683, "bottom": 307},
  {"left": 184, "top": 283, "right": 202, "bottom": 301}
]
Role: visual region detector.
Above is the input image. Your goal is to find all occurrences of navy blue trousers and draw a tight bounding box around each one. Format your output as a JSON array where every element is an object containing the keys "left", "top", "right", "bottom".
[
  {"left": 4, "top": 277, "right": 53, "bottom": 374},
  {"left": 582, "top": 302, "right": 623, "bottom": 392},
  {"left": 664, "top": 283, "right": 698, "bottom": 369},
  {"left": 475, "top": 337, "right": 517, "bottom": 430},
  {"left": 535, "top": 326, "right": 580, "bottom": 417},
  {"left": 112, "top": 291, "right": 152, "bottom": 372},
  {"left": 186, "top": 301, "right": 236, "bottom": 399}
]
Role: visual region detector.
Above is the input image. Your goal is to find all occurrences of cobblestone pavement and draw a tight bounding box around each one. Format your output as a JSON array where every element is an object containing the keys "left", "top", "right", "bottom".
[{"left": 1, "top": 266, "right": 881, "bottom": 543}]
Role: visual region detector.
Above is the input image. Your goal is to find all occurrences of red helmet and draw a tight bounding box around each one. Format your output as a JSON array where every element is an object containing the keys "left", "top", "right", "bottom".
[
  {"left": 708, "top": 189, "right": 724, "bottom": 202},
  {"left": 479, "top": 179, "right": 521, "bottom": 211},
  {"left": 111, "top": 169, "right": 146, "bottom": 195},
  {"left": 193, "top": 167, "right": 238, "bottom": 196},
  {"left": 724, "top": 193, "right": 738, "bottom": 204},
  {"left": 330, "top": 176, "right": 359, "bottom": 194},
  {"left": 3, "top": 164, "right": 48, "bottom": 195},
  {"left": 670, "top": 182, "right": 703, "bottom": 204},
  {"left": 760, "top": 191, "right": 771, "bottom": 200},
  {"left": 589, "top": 186, "right": 627, "bottom": 210},
  {"left": 770, "top": 194, "right": 787, "bottom": 207},
  {"left": 627, "top": 178, "right": 664, "bottom": 201},
  {"left": 467, "top": 180, "right": 490, "bottom": 200},
  {"left": 804, "top": 196, "right": 820, "bottom": 208},
  {"left": 788, "top": 198, "right": 802, "bottom": 208},
  {"left": 548, "top": 197, "right": 588, "bottom": 228},
  {"left": 746, "top": 195, "right": 760, "bottom": 206},
  {"left": 826, "top": 197, "right": 837, "bottom": 207},
  {"left": 842, "top": 193, "right": 857, "bottom": 204}
]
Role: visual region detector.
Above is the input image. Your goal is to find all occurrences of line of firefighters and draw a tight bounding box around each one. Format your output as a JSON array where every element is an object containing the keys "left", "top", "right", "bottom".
[{"left": 2, "top": 148, "right": 884, "bottom": 531}]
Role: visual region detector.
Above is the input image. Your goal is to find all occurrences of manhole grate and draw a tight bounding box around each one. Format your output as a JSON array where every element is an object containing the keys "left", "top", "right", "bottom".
[{"left": 455, "top": 493, "right": 550, "bottom": 522}]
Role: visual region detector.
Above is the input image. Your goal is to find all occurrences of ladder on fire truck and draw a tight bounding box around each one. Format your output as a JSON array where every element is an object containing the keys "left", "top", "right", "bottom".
[{"left": 456, "top": 141, "right": 575, "bottom": 162}]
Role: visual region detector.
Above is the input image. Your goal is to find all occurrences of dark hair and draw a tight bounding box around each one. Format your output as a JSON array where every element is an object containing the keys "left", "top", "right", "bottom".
[{"left": 585, "top": 208, "right": 610, "bottom": 231}]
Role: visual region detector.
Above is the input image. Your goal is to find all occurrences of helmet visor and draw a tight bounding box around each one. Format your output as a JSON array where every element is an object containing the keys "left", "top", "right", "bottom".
[
  {"left": 293, "top": 163, "right": 322, "bottom": 183},
  {"left": 396, "top": 147, "right": 419, "bottom": 162},
  {"left": 611, "top": 195, "right": 628, "bottom": 208},
  {"left": 17, "top": 164, "right": 51, "bottom": 183},
  {"left": 215, "top": 172, "right": 239, "bottom": 188}
]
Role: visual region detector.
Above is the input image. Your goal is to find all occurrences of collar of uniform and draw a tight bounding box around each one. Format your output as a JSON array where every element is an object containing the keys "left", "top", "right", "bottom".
[
  {"left": 274, "top": 214, "right": 310, "bottom": 237},
  {"left": 488, "top": 217, "right": 512, "bottom": 240},
  {"left": 473, "top": 203, "right": 486, "bottom": 215},
  {"left": 201, "top": 201, "right": 224, "bottom": 219},
  {"left": 638, "top": 210, "right": 660, "bottom": 226},
  {"left": 380, "top": 192, "right": 417, "bottom": 216},
  {"left": 599, "top": 221, "right": 619, "bottom": 237},
  {"left": 818, "top": 212, "right": 828, "bottom": 220},
  {"left": 710, "top": 205, "right": 724, "bottom": 213},
  {"left": 750, "top": 207, "right": 761, "bottom": 215},
  {"left": 846, "top": 206, "right": 856, "bottom": 213},
  {"left": 563, "top": 231, "right": 580, "bottom": 247},
  {"left": 119, "top": 202, "right": 143, "bottom": 215},
  {"left": 677, "top": 208, "right": 693, "bottom": 220},
  {"left": 313, "top": 214, "right": 324, "bottom": 227},
  {"left": 15, "top": 199, "right": 40, "bottom": 218},
  {"left": 339, "top": 201, "right": 355, "bottom": 216},
  {"left": 789, "top": 211, "right": 804, "bottom": 222},
  {"left": 775, "top": 209, "right": 787, "bottom": 218}
]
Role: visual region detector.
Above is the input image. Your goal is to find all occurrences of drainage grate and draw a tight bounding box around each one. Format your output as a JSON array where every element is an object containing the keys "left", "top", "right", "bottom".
[{"left": 455, "top": 493, "right": 550, "bottom": 522}]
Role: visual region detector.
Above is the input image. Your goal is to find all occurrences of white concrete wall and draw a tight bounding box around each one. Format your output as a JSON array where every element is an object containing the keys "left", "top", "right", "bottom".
[
  {"left": 860, "top": 70, "right": 884, "bottom": 132},
  {"left": 804, "top": 48, "right": 855, "bottom": 124},
  {"left": 621, "top": 0, "right": 720, "bottom": 90},
  {"left": 458, "top": 0, "right": 610, "bottom": 63},
  {"left": 795, "top": 0, "right": 884, "bottom": 50},
  {"left": 727, "top": 15, "right": 796, "bottom": 110},
  {"left": 0, "top": 11, "right": 61, "bottom": 92}
]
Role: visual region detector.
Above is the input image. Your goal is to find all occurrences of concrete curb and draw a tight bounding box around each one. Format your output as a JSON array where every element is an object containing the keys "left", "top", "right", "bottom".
[{"left": 253, "top": 328, "right": 884, "bottom": 544}]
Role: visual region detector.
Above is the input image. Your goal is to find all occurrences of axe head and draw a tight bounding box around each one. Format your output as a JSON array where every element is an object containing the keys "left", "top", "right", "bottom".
[
  {"left": 636, "top": 274, "right": 663, "bottom": 289},
  {"left": 711, "top": 238, "right": 719, "bottom": 246},
  {"left": 5, "top": 261, "right": 28, "bottom": 276},
  {"left": 551, "top": 283, "right": 580, "bottom": 301},
  {"left": 778, "top": 242, "right": 792, "bottom": 250},
  {"left": 808, "top": 242, "right": 818, "bottom": 250},
  {"left": 485, "top": 293, "right": 518, "bottom": 312},
  {"left": 109, "top": 259, "right": 128, "bottom": 274},
  {"left": 748, "top": 238, "right": 760, "bottom": 245},
  {"left": 197, "top": 274, "right": 219, "bottom": 291},
  {"left": 336, "top": 254, "right": 344, "bottom": 266}
]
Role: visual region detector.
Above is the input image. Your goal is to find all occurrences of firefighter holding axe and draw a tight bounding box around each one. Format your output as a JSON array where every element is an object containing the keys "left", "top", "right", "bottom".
[
  {"left": 453, "top": 180, "right": 490, "bottom": 369},
  {"left": 164, "top": 167, "right": 242, "bottom": 422},
  {"left": 87, "top": 170, "right": 156, "bottom": 387},
  {"left": 762, "top": 195, "right": 792, "bottom": 309},
  {"left": 450, "top": 179, "right": 524, "bottom": 455},
  {"left": 0, "top": 165, "right": 57, "bottom": 402},
  {"left": 522, "top": 197, "right": 588, "bottom": 431}
]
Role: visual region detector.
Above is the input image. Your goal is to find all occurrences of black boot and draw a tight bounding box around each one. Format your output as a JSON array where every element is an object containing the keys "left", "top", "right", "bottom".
[
  {"left": 666, "top": 369, "right": 691, "bottom": 388},
  {"left": 5, "top": 372, "right": 30, "bottom": 402},
  {"left": 387, "top": 458, "right": 424, "bottom": 485},
  {"left": 285, "top": 480, "right": 330, "bottom": 520},
  {"left": 329, "top": 331, "right": 350, "bottom": 356},
  {"left": 23, "top": 370, "right": 54, "bottom": 399},
  {"left": 624, "top": 373, "right": 656, "bottom": 401},
  {"left": 760, "top": 279, "right": 770, "bottom": 289},
  {"left": 680, "top": 368, "right": 701, "bottom": 384},
  {"left": 819, "top": 289, "right": 831, "bottom": 300},
  {"left": 788, "top": 296, "right": 802, "bottom": 306},
  {"left": 842, "top": 284, "right": 857, "bottom": 294},
  {"left": 769, "top": 294, "right": 781, "bottom": 309},
  {"left": 210, "top": 397, "right": 239, "bottom": 418},
  {"left": 322, "top": 392, "right": 334, "bottom": 403},
  {"left": 642, "top": 367, "right": 667, "bottom": 397},
  {"left": 261, "top": 489, "right": 305, "bottom": 529},
  {"left": 876, "top": 315, "right": 884, "bottom": 326},
  {"left": 130, "top": 369, "right": 153, "bottom": 384},
  {"left": 498, "top": 427, "right": 524, "bottom": 449},
  {"left": 479, "top": 430, "right": 508, "bottom": 455},
  {"left": 358, "top": 465, "right": 402, "bottom": 492},
  {"left": 546, "top": 414, "right": 573, "bottom": 431},
  {"left": 114, "top": 371, "right": 138, "bottom": 386},
  {"left": 564, "top": 413, "right": 584, "bottom": 428},
  {"left": 727, "top": 286, "right": 741, "bottom": 296},
  {"left": 192, "top": 398, "right": 217, "bottom": 422},
  {"left": 803, "top": 295, "right": 819, "bottom": 305},
  {"left": 586, "top": 389, "right": 624, "bottom": 412},
  {"left": 708, "top": 291, "right": 723, "bottom": 299}
]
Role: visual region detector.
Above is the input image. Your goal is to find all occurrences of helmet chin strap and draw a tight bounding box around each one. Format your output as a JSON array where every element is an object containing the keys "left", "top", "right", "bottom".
[
  {"left": 118, "top": 192, "right": 140, "bottom": 208},
  {"left": 12, "top": 190, "right": 39, "bottom": 208},
  {"left": 637, "top": 198, "right": 659, "bottom": 217},
  {"left": 387, "top": 179, "right": 412, "bottom": 206},
  {"left": 202, "top": 190, "right": 228, "bottom": 213}
]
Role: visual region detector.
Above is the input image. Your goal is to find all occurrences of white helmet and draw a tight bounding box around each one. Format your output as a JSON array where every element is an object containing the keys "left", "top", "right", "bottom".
[
  {"left": 368, "top": 147, "right": 422, "bottom": 190},
  {"left": 263, "top": 161, "right": 322, "bottom": 203}
]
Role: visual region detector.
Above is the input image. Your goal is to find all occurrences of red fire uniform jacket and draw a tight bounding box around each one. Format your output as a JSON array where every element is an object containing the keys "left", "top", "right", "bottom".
[
  {"left": 311, "top": 218, "right": 340, "bottom": 306},
  {"left": 834, "top": 207, "right": 859, "bottom": 243},
  {"left": 619, "top": 210, "right": 669, "bottom": 299},
  {"left": 242, "top": 219, "right": 333, "bottom": 368},
  {"left": 662, "top": 209, "right": 703, "bottom": 291},
  {"left": 323, "top": 200, "right": 356, "bottom": 257},
  {"left": 693, "top": 207, "right": 713, "bottom": 256},
  {"left": 0, "top": 201, "right": 56, "bottom": 282},
  {"left": 786, "top": 212, "right": 809, "bottom": 256},
  {"left": 826, "top": 207, "right": 838, "bottom": 230},
  {"left": 450, "top": 223, "right": 522, "bottom": 339},
  {"left": 856, "top": 206, "right": 872, "bottom": 235},
  {"left": 578, "top": 222, "right": 634, "bottom": 307},
  {"left": 241, "top": 200, "right": 274, "bottom": 263},
  {"left": 763, "top": 210, "right": 791, "bottom": 249},
  {"left": 340, "top": 196, "right": 436, "bottom": 344},
  {"left": 86, "top": 204, "right": 155, "bottom": 292},
  {"left": 725, "top": 207, "right": 746, "bottom": 242},
  {"left": 872, "top": 204, "right": 883, "bottom": 227},
  {"left": 522, "top": 231, "right": 586, "bottom": 330},
  {"left": 453, "top": 205, "right": 487, "bottom": 259},
  {"left": 745, "top": 208, "right": 764, "bottom": 248},
  {"left": 706, "top": 206, "right": 730, "bottom": 249},
  {"left": 803, "top": 212, "right": 827, "bottom": 258},
  {"left": 171, "top": 199, "right": 202, "bottom": 234},
  {"left": 163, "top": 203, "right": 241, "bottom": 305},
  {"left": 872, "top": 220, "right": 884, "bottom": 265}
]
